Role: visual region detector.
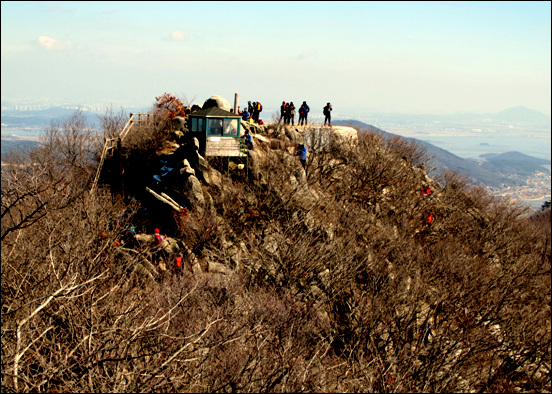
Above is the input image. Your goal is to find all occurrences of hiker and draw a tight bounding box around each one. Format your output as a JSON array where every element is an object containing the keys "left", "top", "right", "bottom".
[
  {"left": 174, "top": 255, "right": 184, "bottom": 273},
  {"left": 298, "top": 101, "right": 310, "bottom": 125},
  {"left": 284, "top": 102, "right": 290, "bottom": 124},
  {"left": 242, "top": 108, "right": 250, "bottom": 121},
  {"left": 152, "top": 228, "right": 167, "bottom": 268},
  {"left": 421, "top": 185, "right": 433, "bottom": 197},
  {"left": 243, "top": 129, "right": 254, "bottom": 150},
  {"left": 253, "top": 101, "right": 263, "bottom": 123},
  {"left": 279, "top": 101, "right": 287, "bottom": 123},
  {"left": 425, "top": 212, "right": 435, "bottom": 226},
  {"left": 323, "top": 102, "right": 332, "bottom": 126},
  {"left": 288, "top": 102, "right": 296, "bottom": 125},
  {"left": 296, "top": 144, "right": 307, "bottom": 169},
  {"left": 154, "top": 228, "right": 166, "bottom": 251},
  {"left": 250, "top": 102, "right": 257, "bottom": 123},
  {"left": 247, "top": 101, "right": 254, "bottom": 115},
  {"left": 122, "top": 225, "right": 138, "bottom": 249}
]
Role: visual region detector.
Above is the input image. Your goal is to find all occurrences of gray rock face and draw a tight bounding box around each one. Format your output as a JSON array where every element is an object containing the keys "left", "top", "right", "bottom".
[
  {"left": 185, "top": 175, "right": 205, "bottom": 214},
  {"left": 202, "top": 95, "right": 231, "bottom": 111},
  {"left": 208, "top": 261, "right": 233, "bottom": 275},
  {"left": 172, "top": 116, "right": 187, "bottom": 132},
  {"left": 162, "top": 236, "right": 181, "bottom": 255},
  {"left": 180, "top": 159, "right": 196, "bottom": 176}
]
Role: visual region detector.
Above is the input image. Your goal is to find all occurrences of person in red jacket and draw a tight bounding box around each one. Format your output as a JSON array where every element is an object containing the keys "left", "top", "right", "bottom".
[
  {"left": 154, "top": 228, "right": 165, "bottom": 251},
  {"left": 425, "top": 212, "right": 435, "bottom": 225},
  {"left": 421, "top": 185, "right": 432, "bottom": 197}
]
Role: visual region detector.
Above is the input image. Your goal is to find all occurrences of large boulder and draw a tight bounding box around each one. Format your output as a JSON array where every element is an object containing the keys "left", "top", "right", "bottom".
[
  {"left": 184, "top": 174, "right": 205, "bottom": 214},
  {"left": 241, "top": 120, "right": 266, "bottom": 135},
  {"left": 162, "top": 236, "right": 180, "bottom": 256},
  {"left": 202, "top": 95, "right": 231, "bottom": 112},
  {"left": 171, "top": 116, "right": 187, "bottom": 132}
]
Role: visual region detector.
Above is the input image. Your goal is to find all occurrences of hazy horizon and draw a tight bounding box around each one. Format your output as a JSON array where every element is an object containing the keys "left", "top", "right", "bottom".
[{"left": 1, "top": 1, "right": 551, "bottom": 117}]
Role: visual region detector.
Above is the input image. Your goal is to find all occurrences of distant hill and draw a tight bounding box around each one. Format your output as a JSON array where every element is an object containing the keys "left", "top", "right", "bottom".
[
  {"left": 334, "top": 119, "right": 546, "bottom": 187},
  {"left": 492, "top": 106, "right": 551, "bottom": 124},
  {"left": 369, "top": 106, "right": 551, "bottom": 126},
  {"left": 1, "top": 108, "right": 101, "bottom": 128},
  {"left": 1, "top": 139, "right": 40, "bottom": 159},
  {"left": 478, "top": 151, "right": 551, "bottom": 177},
  {"left": 1, "top": 105, "right": 150, "bottom": 129},
  {"left": 332, "top": 120, "right": 387, "bottom": 134},
  {"left": 480, "top": 151, "right": 551, "bottom": 165}
]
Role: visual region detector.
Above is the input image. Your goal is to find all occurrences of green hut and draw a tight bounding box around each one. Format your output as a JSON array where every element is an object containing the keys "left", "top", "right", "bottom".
[{"left": 188, "top": 107, "right": 246, "bottom": 157}]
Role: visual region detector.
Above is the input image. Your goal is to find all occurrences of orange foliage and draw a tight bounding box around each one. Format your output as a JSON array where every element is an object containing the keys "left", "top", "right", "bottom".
[{"left": 154, "top": 93, "right": 187, "bottom": 120}]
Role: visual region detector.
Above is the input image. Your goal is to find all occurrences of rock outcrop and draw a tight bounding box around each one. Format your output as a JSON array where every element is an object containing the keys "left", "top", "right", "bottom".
[{"left": 202, "top": 95, "right": 232, "bottom": 112}]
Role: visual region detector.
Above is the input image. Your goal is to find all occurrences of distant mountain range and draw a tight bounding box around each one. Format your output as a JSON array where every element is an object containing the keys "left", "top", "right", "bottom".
[
  {"left": 1, "top": 138, "right": 41, "bottom": 159},
  {"left": 367, "top": 106, "right": 550, "bottom": 127},
  {"left": 3, "top": 105, "right": 550, "bottom": 189},
  {"left": 492, "top": 106, "right": 550, "bottom": 123},
  {"left": 1, "top": 104, "right": 150, "bottom": 129},
  {"left": 334, "top": 120, "right": 550, "bottom": 188}
]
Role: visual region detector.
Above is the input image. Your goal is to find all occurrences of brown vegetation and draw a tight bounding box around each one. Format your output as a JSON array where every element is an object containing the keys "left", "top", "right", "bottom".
[{"left": 1, "top": 105, "right": 550, "bottom": 392}]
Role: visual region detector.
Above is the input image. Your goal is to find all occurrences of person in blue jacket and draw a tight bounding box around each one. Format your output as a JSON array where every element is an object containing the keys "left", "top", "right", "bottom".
[
  {"left": 243, "top": 129, "right": 254, "bottom": 150},
  {"left": 296, "top": 144, "right": 307, "bottom": 169},
  {"left": 241, "top": 108, "right": 250, "bottom": 121},
  {"left": 298, "top": 101, "right": 310, "bottom": 125}
]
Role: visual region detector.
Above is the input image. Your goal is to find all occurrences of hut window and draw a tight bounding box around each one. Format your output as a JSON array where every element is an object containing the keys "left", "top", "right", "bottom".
[
  {"left": 208, "top": 118, "right": 223, "bottom": 135},
  {"left": 192, "top": 117, "right": 205, "bottom": 132},
  {"left": 223, "top": 119, "right": 238, "bottom": 136}
]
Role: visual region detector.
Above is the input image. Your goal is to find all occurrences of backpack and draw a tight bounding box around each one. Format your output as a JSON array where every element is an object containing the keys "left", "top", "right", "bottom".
[{"left": 257, "top": 102, "right": 263, "bottom": 112}]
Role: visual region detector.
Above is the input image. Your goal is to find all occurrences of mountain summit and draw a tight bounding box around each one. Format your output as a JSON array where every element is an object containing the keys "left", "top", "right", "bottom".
[{"left": 493, "top": 105, "right": 550, "bottom": 123}]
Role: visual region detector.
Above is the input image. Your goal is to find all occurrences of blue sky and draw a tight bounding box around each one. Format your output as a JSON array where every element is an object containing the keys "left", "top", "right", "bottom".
[{"left": 1, "top": 1, "right": 550, "bottom": 116}]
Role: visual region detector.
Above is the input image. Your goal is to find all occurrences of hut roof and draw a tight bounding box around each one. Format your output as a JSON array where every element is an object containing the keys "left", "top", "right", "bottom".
[{"left": 190, "top": 107, "right": 241, "bottom": 118}]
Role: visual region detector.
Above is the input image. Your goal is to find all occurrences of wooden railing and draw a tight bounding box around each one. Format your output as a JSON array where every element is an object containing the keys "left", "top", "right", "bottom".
[
  {"left": 119, "top": 112, "right": 153, "bottom": 142},
  {"left": 90, "top": 112, "right": 153, "bottom": 193}
]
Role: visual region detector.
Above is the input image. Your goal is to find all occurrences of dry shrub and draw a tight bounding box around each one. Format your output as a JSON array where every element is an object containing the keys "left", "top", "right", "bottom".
[{"left": 2, "top": 109, "right": 550, "bottom": 392}]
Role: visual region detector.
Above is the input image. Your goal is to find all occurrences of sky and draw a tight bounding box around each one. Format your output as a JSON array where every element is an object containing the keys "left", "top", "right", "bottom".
[{"left": 1, "top": 1, "right": 551, "bottom": 116}]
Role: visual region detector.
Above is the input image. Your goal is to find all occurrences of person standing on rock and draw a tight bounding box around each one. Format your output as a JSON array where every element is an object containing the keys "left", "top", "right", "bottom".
[
  {"left": 284, "top": 102, "right": 291, "bottom": 124},
  {"left": 279, "top": 101, "right": 287, "bottom": 123},
  {"left": 242, "top": 107, "right": 250, "bottom": 121},
  {"left": 255, "top": 101, "right": 263, "bottom": 123},
  {"left": 323, "top": 102, "right": 332, "bottom": 126},
  {"left": 288, "top": 102, "right": 296, "bottom": 125},
  {"left": 250, "top": 102, "right": 257, "bottom": 123},
  {"left": 251, "top": 101, "right": 262, "bottom": 123},
  {"left": 298, "top": 101, "right": 310, "bottom": 125}
]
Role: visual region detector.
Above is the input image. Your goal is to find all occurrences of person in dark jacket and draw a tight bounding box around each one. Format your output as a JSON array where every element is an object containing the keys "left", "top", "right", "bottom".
[
  {"left": 279, "top": 101, "right": 287, "bottom": 123},
  {"left": 298, "top": 101, "right": 310, "bottom": 125},
  {"left": 323, "top": 102, "right": 332, "bottom": 126},
  {"left": 288, "top": 102, "right": 296, "bottom": 125},
  {"left": 242, "top": 108, "right": 250, "bottom": 121}
]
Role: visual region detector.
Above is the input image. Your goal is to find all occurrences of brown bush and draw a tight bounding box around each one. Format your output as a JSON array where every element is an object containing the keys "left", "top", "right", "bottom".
[{"left": 2, "top": 111, "right": 549, "bottom": 392}]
